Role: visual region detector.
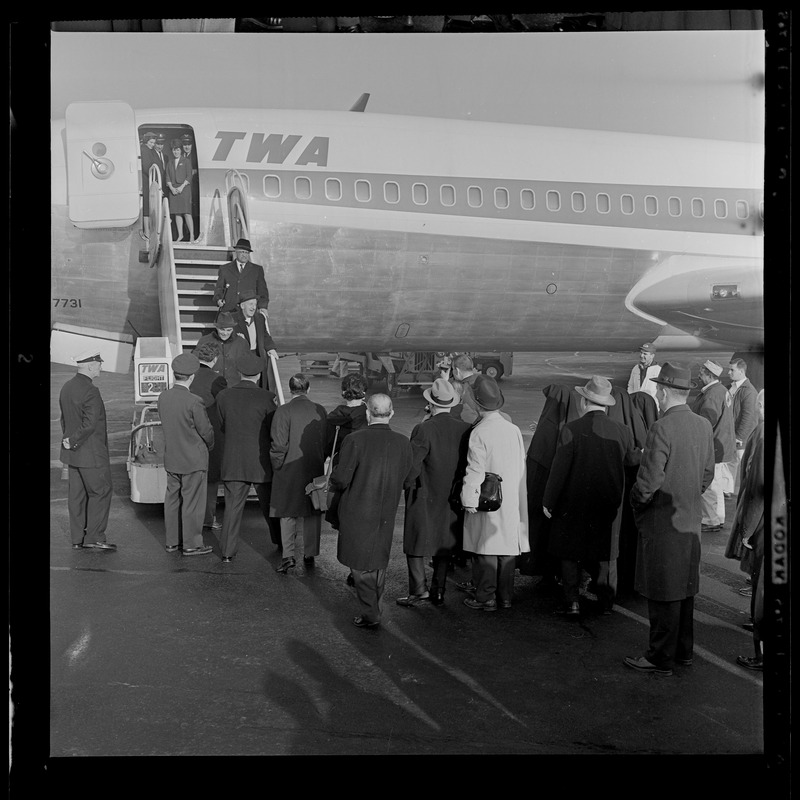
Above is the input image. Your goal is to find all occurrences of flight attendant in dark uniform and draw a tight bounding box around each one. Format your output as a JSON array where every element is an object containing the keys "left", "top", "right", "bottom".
[{"left": 166, "top": 138, "right": 195, "bottom": 241}]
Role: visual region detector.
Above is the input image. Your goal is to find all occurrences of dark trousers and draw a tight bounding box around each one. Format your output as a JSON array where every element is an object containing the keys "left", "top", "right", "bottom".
[
  {"left": 280, "top": 514, "right": 322, "bottom": 560},
  {"left": 406, "top": 555, "right": 428, "bottom": 595},
  {"left": 220, "top": 480, "right": 276, "bottom": 558},
  {"left": 472, "top": 554, "right": 516, "bottom": 603},
  {"left": 645, "top": 596, "right": 695, "bottom": 669},
  {"left": 204, "top": 480, "right": 219, "bottom": 527},
  {"left": 351, "top": 568, "right": 386, "bottom": 624},
  {"left": 68, "top": 464, "right": 113, "bottom": 544},
  {"left": 164, "top": 470, "right": 207, "bottom": 550},
  {"left": 429, "top": 554, "right": 450, "bottom": 597},
  {"left": 561, "top": 558, "right": 617, "bottom": 610}
]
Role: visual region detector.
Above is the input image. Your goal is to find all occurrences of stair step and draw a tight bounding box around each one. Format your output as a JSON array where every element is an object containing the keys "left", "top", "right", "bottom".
[
  {"left": 174, "top": 259, "right": 228, "bottom": 266},
  {"left": 178, "top": 304, "right": 217, "bottom": 311},
  {"left": 174, "top": 273, "right": 219, "bottom": 280},
  {"left": 176, "top": 289, "right": 216, "bottom": 296}
]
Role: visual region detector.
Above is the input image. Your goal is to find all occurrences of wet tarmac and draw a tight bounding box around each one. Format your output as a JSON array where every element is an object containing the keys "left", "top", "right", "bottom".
[{"left": 46, "top": 351, "right": 767, "bottom": 759}]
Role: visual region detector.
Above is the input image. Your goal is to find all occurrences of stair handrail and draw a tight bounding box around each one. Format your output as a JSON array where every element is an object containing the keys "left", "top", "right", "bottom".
[{"left": 269, "top": 353, "right": 285, "bottom": 406}]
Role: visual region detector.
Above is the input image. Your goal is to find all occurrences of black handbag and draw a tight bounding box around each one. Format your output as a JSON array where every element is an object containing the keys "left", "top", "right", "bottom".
[{"left": 477, "top": 472, "right": 503, "bottom": 512}]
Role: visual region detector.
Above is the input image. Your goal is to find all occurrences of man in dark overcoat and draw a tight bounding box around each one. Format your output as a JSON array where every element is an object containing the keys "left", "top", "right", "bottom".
[
  {"left": 59, "top": 349, "right": 116, "bottom": 550},
  {"left": 725, "top": 357, "right": 759, "bottom": 491},
  {"left": 232, "top": 288, "right": 279, "bottom": 393},
  {"left": 270, "top": 373, "right": 327, "bottom": 573},
  {"left": 330, "top": 393, "right": 413, "bottom": 628},
  {"left": 625, "top": 362, "right": 715, "bottom": 677},
  {"left": 398, "top": 379, "right": 470, "bottom": 607},
  {"left": 216, "top": 352, "right": 280, "bottom": 563},
  {"left": 213, "top": 238, "right": 270, "bottom": 315},
  {"left": 188, "top": 341, "right": 227, "bottom": 531},
  {"left": 158, "top": 353, "right": 215, "bottom": 556},
  {"left": 690, "top": 359, "right": 736, "bottom": 531},
  {"left": 543, "top": 377, "right": 635, "bottom": 615}
]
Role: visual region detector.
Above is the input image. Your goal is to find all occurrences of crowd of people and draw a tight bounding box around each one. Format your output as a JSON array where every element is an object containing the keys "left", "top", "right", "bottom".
[{"left": 60, "top": 333, "right": 767, "bottom": 672}]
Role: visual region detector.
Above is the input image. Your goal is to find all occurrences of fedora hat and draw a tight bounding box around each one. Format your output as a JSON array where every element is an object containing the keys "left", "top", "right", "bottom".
[
  {"left": 238, "top": 288, "right": 257, "bottom": 303},
  {"left": 232, "top": 238, "right": 253, "bottom": 252},
  {"left": 473, "top": 375, "right": 504, "bottom": 410},
  {"left": 650, "top": 362, "right": 696, "bottom": 390},
  {"left": 215, "top": 311, "right": 235, "bottom": 328},
  {"left": 575, "top": 376, "right": 616, "bottom": 406},
  {"left": 423, "top": 378, "right": 457, "bottom": 408}
]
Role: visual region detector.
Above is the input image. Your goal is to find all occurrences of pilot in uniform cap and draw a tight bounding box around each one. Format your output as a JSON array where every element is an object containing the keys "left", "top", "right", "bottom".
[{"left": 171, "top": 353, "right": 200, "bottom": 375}]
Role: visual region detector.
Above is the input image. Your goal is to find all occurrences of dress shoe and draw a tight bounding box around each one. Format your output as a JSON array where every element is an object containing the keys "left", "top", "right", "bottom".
[
  {"left": 221, "top": 556, "right": 233, "bottom": 563},
  {"left": 701, "top": 524, "right": 722, "bottom": 533},
  {"left": 396, "top": 593, "right": 430, "bottom": 607},
  {"left": 203, "top": 519, "right": 222, "bottom": 531},
  {"left": 456, "top": 580, "right": 476, "bottom": 594},
  {"left": 429, "top": 591, "right": 445, "bottom": 606},
  {"left": 676, "top": 658, "right": 694, "bottom": 666},
  {"left": 463, "top": 597, "right": 497, "bottom": 612},
  {"left": 72, "top": 543, "right": 85, "bottom": 550},
  {"left": 623, "top": 656, "right": 673, "bottom": 676},
  {"left": 498, "top": 600, "right": 512, "bottom": 609},
  {"left": 346, "top": 573, "right": 355, "bottom": 586},
  {"left": 738, "top": 586, "right": 753, "bottom": 597},
  {"left": 303, "top": 556, "right": 315, "bottom": 565},
  {"left": 87, "top": 541, "right": 117, "bottom": 550},
  {"left": 742, "top": 621, "right": 754, "bottom": 632},
  {"left": 182, "top": 545, "right": 212, "bottom": 556},
  {"left": 736, "top": 655, "right": 763, "bottom": 671},
  {"left": 352, "top": 616, "right": 380, "bottom": 628},
  {"left": 276, "top": 558, "right": 296, "bottom": 574},
  {"left": 165, "top": 545, "right": 180, "bottom": 553},
  {"left": 555, "top": 601, "right": 580, "bottom": 616}
]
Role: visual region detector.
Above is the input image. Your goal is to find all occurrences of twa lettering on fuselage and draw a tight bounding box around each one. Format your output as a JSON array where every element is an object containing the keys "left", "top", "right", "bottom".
[{"left": 212, "top": 131, "right": 329, "bottom": 166}]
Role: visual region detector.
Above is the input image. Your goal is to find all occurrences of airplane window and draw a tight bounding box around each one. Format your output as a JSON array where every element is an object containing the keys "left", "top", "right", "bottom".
[
  {"left": 495, "top": 187, "right": 509, "bottom": 209},
  {"left": 714, "top": 199, "right": 728, "bottom": 219},
  {"left": 691, "top": 198, "right": 705, "bottom": 217},
  {"left": 596, "top": 193, "right": 610, "bottom": 214},
  {"left": 668, "top": 196, "right": 682, "bottom": 216},
  {"left": 412, "top": 183, "right": 428, "bottom": 205},
  {"left": 546, "top": 191, "right": 560, "bottom": 212},
  {"left": 736, "top": 200, "right": 749, "bottom": 219},
  {"left": 520, "top": 189, "right": 535, "bottom": 210},
  {"left": 645, "top": 196, "right": 658, "bottom": 216},
  {"left": 571, "top": 192, "right": 586, "bottom": 212},
  {"left": 468, "top": 186, "right": 482, "bottom": 207},
  {"left": 264, "top": 175, "right": 281, "bottom": 198},
  {"left": 384, "top": 181, "right": 400, "bottom": 204},
  {"left": 295, "top": 176, "right": 311, "bottom": 200},
  {"left": 440, "top": 184, "right": 456, "bottom": 206},
  {"left": 621, "top": 194, "right": 634, "bottom": 215},
  {"left": 355, "top": 180, "right": 372, "bottom": 202},
  {"left": 325, "top": 178, "right": 342, "bottom": 201}
]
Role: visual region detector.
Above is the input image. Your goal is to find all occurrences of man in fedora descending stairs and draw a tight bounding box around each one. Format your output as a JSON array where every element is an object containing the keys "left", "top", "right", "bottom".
[{"left": 213, "top": 238, "right": 270, "bottom": 317}]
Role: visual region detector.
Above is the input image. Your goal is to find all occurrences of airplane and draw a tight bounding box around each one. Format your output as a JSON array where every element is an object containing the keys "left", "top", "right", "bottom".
[{"left": 50, "top": 91, "right": 764, "bottom": 381}]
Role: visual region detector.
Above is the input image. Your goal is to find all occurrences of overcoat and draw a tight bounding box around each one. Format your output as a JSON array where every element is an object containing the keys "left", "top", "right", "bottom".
[
  {"left": 269, "top": 394, "right": 327, "bottom": 517},
  {"left": 231, "top": 308, "right": 276, "bottom": 359},
  {"left": 629, "top": 390, "right": 659, "bottom": 431},
  {"left": 402, "top": 412, "right": 471, "bottom": 557},
  {"left": 724, "top": 421, "right": 764, "bottom": 561},
  {"left": 460, "top": 411, "right": 529, "bottom": 556},
  {"left": 730, "top": 378, "right": 759, "bottom": 447},
  {"left": 330, "top": 423, "right": 413, "bottom": 571},
  {"left": 690, "top": 381, "right": 736, "bottom": 463},
  {"left": 543, "top": 410, "right": 635, "bottom": 562},
  {"left": 524, "top": 384, "right": 582, "bottom": 571},
  {"left": 189, "top": 364, "right": 226, "bottom": 482},
  {"left": 59, "top": 374, "right": 110, "bottom": 468},
  {"left": 213, "top": 260, "right": 270, "bottom": 314},
  {"left": 157, "top": 384, "right": 214, "bottom": 474},
  {"left": 325, "top": 403, "right": 368, "bottom": 459},
  {"left": 195, "top": 330, "right": 251, "bottom": 388},
  {"left": 630, "top": 404, "right": 715, "bottom": 601},
  {"left": 216, "top": 381, "right": 277, "bottom": 483}
]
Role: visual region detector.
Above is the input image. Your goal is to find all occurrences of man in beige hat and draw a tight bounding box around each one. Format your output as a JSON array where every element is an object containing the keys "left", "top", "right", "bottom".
[
  {"left": 59, "top": 349, "right": 116, "bottom": 550},
  {"left": 627, "top": 342, "right": 660, "bottom": 399},
  {"left": 625, "top": 363, "right": 715, "bottom": 676},
  {"left": 542, "top": 376, "right": 635, "bottom": 616},
  {"left": 157, "top": 353, "right": 215, "bottom": 556},
  {"left": 691, "top": 360, "right": 736, "bottom": 532},
  {"left": 397, "top": 378, "right": 471, "bottom": 607}
]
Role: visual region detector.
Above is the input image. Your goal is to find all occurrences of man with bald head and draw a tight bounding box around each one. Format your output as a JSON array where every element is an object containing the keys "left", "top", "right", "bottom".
[
  {"left": 330, "top": 393, "right": 414, "bottom": 627},
  {"left": 59, "top": 349, "right": 115, "bottom": 550}
]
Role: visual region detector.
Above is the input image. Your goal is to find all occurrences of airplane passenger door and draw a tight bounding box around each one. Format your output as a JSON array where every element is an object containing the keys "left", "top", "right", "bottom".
[{"left": 65, "top": 102, "right": 140, "bottom": 228}]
